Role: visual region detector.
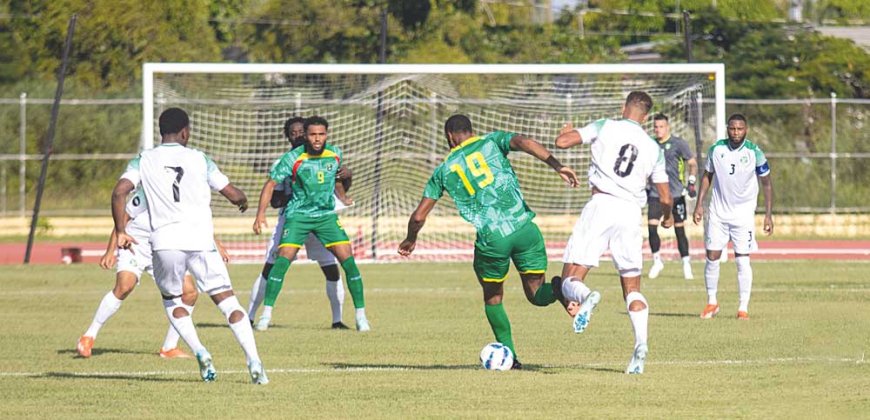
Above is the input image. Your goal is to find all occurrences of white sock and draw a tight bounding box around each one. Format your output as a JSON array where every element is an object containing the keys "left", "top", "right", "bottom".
[
  {"left": 163, "top": 298, "right": 205, "bottom": 355},
  {"left": 219, "top": 296, "right": 261, "bottom": 364},
  {"left": 682, "top": 256, "right": 691, "bottom": 266},
  {"left": 161, "top": 306, "right": 192, "bottom": 351},
  {"left": 736, "top": 256, "right": 753, "bottom": 312},
  {"left": 355, "top": 307, "right": 367, "bottom": 320},
  {"left": 247, "top": 274, "right": 266, "bottom": 321},
  {"left": 561, "top": 277, "right": 591, "bottom": 303},
  {"left": 261, "top": 305, "right": 273, "bottom": 320},
  {"left": 84, "top": 291, "right": 124, "bottom": 338},
  {"left": 653, "top": 252, "right": 662, "bottom": 263},
  {"left": 325, "top": 278, "right": 345, "bottom": 324},
  {"left": 705, "top": 257, "right": 721, "bottom": 305},
  {"left": 625, "top": 291, "right": 649, "bottom": 348}
]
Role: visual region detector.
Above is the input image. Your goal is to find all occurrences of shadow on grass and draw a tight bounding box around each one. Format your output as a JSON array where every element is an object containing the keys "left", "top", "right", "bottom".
[
  {"left": 195, "top": 322, "right": 292, "bottom": 329},
  {"left": 57, "top": 348, "right": 153, "bottom": 358},
  {"left": 648, "top": 312, "right": 698, "bottom": 318},
  {"left": 327, "top": 362, "right": 549, "bottom": 372},
  {"left": 39, "top": 371, "right": 197, "bottom": 383}
]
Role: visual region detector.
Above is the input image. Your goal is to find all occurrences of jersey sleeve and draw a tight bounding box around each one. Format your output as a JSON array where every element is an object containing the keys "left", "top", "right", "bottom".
[
  {"left": 270, "top": 151, "right": 295, "bottom": 183},
  {"left": 677, "top": 139, "right": 694, "bottom": 160},
  {"left": 576, "top": 119, "right": 606, "bottom": 144},
  {"left": 125, "top": 189, "right": 148, "bottom": 219},
  {"left": 705, "top": 143, "right": 717, "bottom": 173},
  {"left": 490, "top": 131, "right": 517, "bottom": 155},
  {"left": 650, "top": 148, "right": 668, "bottom": 184},
  {"left": 754, "top": 146, "right": 770, "bottom": 176},
  {"left": 422, "top": 167, "right": 444, "bottom": 200},
  {"left": 204, "top": 153, "right": 230, "bottom": 191},
  {"left": 120, "top": 155, "right": 141, "bottom": 185}
]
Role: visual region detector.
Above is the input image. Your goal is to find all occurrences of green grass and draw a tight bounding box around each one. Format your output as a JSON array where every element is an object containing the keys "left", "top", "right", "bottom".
[{"left": 0, "top": 261, "right": 868, "bottom": 418}]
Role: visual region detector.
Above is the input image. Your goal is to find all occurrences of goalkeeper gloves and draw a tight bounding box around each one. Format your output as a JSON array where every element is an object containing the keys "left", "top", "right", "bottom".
[{"left": 687, "top": 175, "right": 697, "bottom": 198}]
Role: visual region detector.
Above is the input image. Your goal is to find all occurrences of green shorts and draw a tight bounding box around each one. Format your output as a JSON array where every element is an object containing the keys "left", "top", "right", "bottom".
[
  {"left": 279, "top": 213, "right": 350, "bottom": 250},
  {"left": 473, "top": 221, "right": 548, "bottom": 283}
]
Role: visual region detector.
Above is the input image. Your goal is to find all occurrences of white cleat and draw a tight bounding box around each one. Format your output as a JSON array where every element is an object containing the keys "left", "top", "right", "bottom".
[
  {"left": 355, "top": 316, "right": 371, "bottom": 332},
  {"left": 573, "top": 291, "right": 601, "bottom": 333},
  {"left": 626, "top": 343, "right": 648, "bottom": 375},
  {"left": 248, "top": 360, "right": 269, "bottom": 385},
  {"left": 648, "top": 260, "right": 664, "bottom": 279},
  {"left": 683, "top": 263, "right": 694, "bottom": 280},
  {"left": 195, "top": 350, "right": 216, "bottom": 382},
  {"left": 255, "top": 315, "right": 271, "bottom": 331}
]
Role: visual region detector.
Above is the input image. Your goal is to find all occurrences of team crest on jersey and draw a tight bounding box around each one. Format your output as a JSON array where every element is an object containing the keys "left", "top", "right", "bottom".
[
  {"left": 740, "top": 154, "right": 749, "bottom": 165},
  {"left": 665, "top": 144, "right": 671, "bottom": 150},
  {"left": 326, "top": 163, "right": 335, "bottom": 171}
]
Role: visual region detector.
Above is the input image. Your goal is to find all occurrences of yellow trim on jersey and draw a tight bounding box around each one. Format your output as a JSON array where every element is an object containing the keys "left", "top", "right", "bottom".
[
  {"left": 481, "top": 274, "right": 508, "bottom": 283},
  {"left": 519, "top": 269, "right": 546, "bottom": 274},
  {"left": 449, "top": 135, "right": 482, "bottom": 153},
  {"left": 298, "top": 150, "right": 338, "bottom": 160},
  {"left": 279, "top": 243, "right": 302, "bottom": 249},
  {"left": 324, "top": 240, "right": 351, "bottom": 248}
]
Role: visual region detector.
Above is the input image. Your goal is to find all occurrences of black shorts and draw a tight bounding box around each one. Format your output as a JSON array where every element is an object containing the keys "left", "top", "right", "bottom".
[{"left": 648, "top": 196, "right": 687, "bottom": 223}]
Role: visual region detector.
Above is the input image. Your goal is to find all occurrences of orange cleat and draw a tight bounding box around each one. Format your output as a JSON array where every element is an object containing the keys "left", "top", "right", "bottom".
[
  {"left": 76, "top": 336, "right": 94, "bottom": 358},
  {"left": 737, "top": 311, "right": 750, "bottom": 320},
  {"left": 159, "top": 347, "right": 192, "bottom": 359},
  {"left": 700, "top": 304, "right": 720, "bottom": 319}
]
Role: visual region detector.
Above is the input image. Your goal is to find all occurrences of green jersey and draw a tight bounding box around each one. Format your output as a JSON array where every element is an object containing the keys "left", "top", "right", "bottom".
[
  {"left": 423, "top": 131, "right": 535, "bottom": 243},
  {"left": 270, "top": 143, "right": 343, "bottom": 218}
]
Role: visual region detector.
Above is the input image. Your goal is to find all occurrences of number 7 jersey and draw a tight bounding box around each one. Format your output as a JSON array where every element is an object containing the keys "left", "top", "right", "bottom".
[{"left": 423, "top": 131, "right": 534, "bottom": 244}]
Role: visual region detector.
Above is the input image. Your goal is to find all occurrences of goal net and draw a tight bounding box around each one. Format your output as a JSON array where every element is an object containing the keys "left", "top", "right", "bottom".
[{"left": 143, "top": 64, "right": 725, "bottom": 263}]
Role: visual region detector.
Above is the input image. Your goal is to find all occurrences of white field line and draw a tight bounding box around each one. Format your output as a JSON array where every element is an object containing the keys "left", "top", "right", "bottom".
[{"left": 0, "top": 355, "right": 864, "bottom": 378}]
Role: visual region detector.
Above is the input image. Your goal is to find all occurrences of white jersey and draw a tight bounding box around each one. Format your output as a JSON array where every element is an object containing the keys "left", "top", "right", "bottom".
[
  {"left": 121, "top": 143, "right": 230, "bottom": 251},
  {"left": 705, "top": 139, "right": 770, "bottom": 222},
  {"left": 577, "top": 118, "right": 667, "bottom": 207}
]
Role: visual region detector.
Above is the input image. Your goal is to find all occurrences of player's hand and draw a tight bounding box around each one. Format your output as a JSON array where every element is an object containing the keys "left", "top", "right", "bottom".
[
  {"left": 340, "top": 195, "right": 355, "bottom": 206},
  {"left": 398, "top": 239, "right": 416, "bottom": 256},
  {"left": 692, "top": 206, "right": 704, "bottom": 225},
  {"left": 336, "top": 167, "right": 352, "bottom": 180},
  {"left": 116, "top": 232, "right": 138, "bottom": 251},
  {"left": 661, "top": 216, "right": 674, "bottom": 229},
  {"left": 763, "top": 214, "right": 774, "bottom": 235},
  {"left": 560, "top": 122, "right": 574, "bottom": 135},
  {"left": 217, "top": 243, "right": 231, "bottom": 263},
  {"left": 238, "top": 200, "right": 248, "bottom": 213},
  {"left": 253, "top": 215, "right": 267, "bottom": 235},
  {"left": 687, "top": 182, "right": 697, "bottom": 199},
  {"left": 557, "top": 166, "right": 579, "bottom": 188},
  {"left": 99, "top": 251, "right": 116, "bottom": 270}
]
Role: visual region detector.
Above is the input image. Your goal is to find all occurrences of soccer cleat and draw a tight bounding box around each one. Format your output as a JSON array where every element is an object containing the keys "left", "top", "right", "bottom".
[
  {"left": 511, "top": 359, "right": 523, "bottom": 370},
  {"left": 248, "top": 360, "right": 269, "bottom": 385},
  {"left": 195, "top": 350, "right": 216, "bottom": 382},
  {"left": 76, "top": 336, "right": 94, "bottom": 358},
  {"left": 331, "top": 322, "right": 350, "bottom": 330},
  {"left": 355, "top": 316, "right": 371, "bottom": 332},
  {"left": 648, "top": 260, "right": 665, "bottom": 279},
  {"left": 159, "top": 347, "right": 192, "bottom": 359},
  {"left": 254, "top": 315, "right": 271, "bottom": 331},
  {"left": 700, "top": 303, "right": 720, "bottom": 319},
  {"left": 626, "top": 343, "right": 648, "bottom": 374},
  {"left": 683, "top": 263, "right": 694, "bottom": 280},
  {"left": 737, "top": 311, "right": 750, "bottom": 320},
  {"left": 573, "top": 291, "right": 601, "bottom": 333}
]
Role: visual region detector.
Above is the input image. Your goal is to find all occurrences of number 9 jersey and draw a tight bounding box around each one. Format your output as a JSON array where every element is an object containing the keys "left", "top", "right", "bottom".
[{"left": 577, "top": 119, "right": 667, "bottom": 207}]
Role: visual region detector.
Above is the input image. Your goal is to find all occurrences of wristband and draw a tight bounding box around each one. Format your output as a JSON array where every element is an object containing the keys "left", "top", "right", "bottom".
[{"left": 545, "top": 155, "right": 564, "bottom": 171}]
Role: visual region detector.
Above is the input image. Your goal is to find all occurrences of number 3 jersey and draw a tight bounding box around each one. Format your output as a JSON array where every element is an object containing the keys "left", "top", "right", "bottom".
[
  {"left": 577, "top": 118, "right": 667, "bottom": 207},
  {"left": 121, "top": 143, "right": 230, "bottom": 251},
  {"left": 423, "top": 131, "right": 534, "bottom": 244},
  {"left": 705, "top": 139, "right": 770, "bottom": 222}
]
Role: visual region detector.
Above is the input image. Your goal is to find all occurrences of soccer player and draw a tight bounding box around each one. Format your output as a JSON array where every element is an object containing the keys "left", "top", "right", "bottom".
[
  {"left": 693, "top": 113, "right": 774, "bottom": 320},
  {"left": 247, "top": 116, "right": 352, "bottom": 331},
  {"left": 646, "top": 113, "right": 698, "bottom": 280},
  {"left": 253, "top": 116, "right": 371, "bottom": 332},
  {"left": 112, "top": 107, "right": 267, "bottom": 384},
  {"left": 555, "top": 91, "right": 672, "bottom": 375},
  {"left": 398, "top": 114, "right": 580, "bottom": 369}
]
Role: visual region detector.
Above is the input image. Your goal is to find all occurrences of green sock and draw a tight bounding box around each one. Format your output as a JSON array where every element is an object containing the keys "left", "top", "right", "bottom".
[
  {"left": 532, "top": 283, "right": 556, "bottom": 307},
  {"left": 264, "top": 256, "right": 291, "bottom": 307},
  {"left": 341, "top": 256, "right": 365, "bottom": 309},
  {"left": 484, "top": 303, "right": 516, "bottom": 359}
]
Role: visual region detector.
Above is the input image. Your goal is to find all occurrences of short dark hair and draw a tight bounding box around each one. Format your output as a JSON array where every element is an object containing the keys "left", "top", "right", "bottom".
[
  {"left": 283, "top": 116, "right": 306, "bottom": 139},
  {"left": 625, "top": 91, "right": 653, "bottom": 114},
  {"left": 159, "top": 108, "right": 190, "bottom": 136},
  {"left": 652, "top": 113, "right": 669, "bottom": 122},
  {"left": 728, "top": 113, "right": 747, "bottom": 124},
  {"left": 444, "top": 114, "right": 473, "bottom": 135},
  {"left": 304, "top": 115, "right": 329, "bottom": 131}
]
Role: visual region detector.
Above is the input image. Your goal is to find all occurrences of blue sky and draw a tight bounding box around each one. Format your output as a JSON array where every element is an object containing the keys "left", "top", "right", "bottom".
[{"left": 552, "top": 0, "right": 580, "bottom": 11}]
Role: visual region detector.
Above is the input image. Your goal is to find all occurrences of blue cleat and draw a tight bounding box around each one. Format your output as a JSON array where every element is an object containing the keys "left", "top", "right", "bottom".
[
  {"left": 195, "top": 350, "right": 216, "bottom": 382},
  {"left": 573, "top": 291, "right": 601, "bottom": 333},
  {"left": 626, "top": 343, "right": 648, "bottom": 375}
]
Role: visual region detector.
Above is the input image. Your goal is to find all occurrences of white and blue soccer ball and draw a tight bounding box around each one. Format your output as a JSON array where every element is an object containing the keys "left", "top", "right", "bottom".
[{"left": 479, "top": 342, "right": 514, "bottom": 371}]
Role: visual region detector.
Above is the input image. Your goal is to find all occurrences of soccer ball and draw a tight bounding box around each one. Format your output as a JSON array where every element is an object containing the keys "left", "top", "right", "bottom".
[{"left": 479, "top": 342, "right": 514, "bottom": 371}]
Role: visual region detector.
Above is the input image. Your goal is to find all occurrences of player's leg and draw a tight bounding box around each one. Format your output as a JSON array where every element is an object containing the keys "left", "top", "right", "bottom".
[
  {"left": 701, "top": 216, "right": 728, "bottom": 319},
  {"left": 510, "top": 222, "right": 563, "bottom": 310},
  {"left": 647, "top": 197, "right": 665, "bottom": 279},
  {"left": 159, "top": 272, "right": 197, "bottom": 359},
  {"left": 258, "top": 216, "right": 307, "bottom": 330},
  {"left": 474, "top": 240, "right": 520, "bottom": 367},
  {"left": 77, "top": 269, "right": 139, "bottom": 358},
  {"left": 672, "top": 197, "right": 693, "bottom": 280},
  {"left": 250, "top": 213, "right": 286, "bottom": 324},
  {"left": 561, "top": 196, "right": 612, "bottom": 332},
  {"left": 620, "top": 274, "right": 648, "bottom": 375},
  {"left": 304, "top": 233, "right": 346, "bottom": 329},
  {"left": 610, "top": 204, "right": 648, "bottom": 374},
  {"left": 730, "top": 218, "right": 758, "bottom": 319},
  {"left": 316, "top": 214, "right": 368, "bottom": 331}
]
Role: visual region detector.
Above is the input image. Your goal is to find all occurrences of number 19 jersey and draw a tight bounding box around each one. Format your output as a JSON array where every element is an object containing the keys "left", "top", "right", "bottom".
[
  {"left": 423, "top": 131, "right": 534, "bottom": 244},
  {"left": 578, "top": 118, "right": 667, "bottom": 207}
]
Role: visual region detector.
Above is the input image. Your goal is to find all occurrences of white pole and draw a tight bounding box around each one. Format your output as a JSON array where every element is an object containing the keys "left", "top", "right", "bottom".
[
  {"left": 19, "top": 92, "right": 26, "bottom": 218},
  {"left": 830, "top": 91, "right": 837, "bottom": 214},
  {"left": 142, "top": 63, "right": 154, "bottom": 150},
  {"left": 295, "top": 92, "right": 302, "bottom": 115},
  {"left": 715, "top": 65, "right": 726, "bottom": 140}
]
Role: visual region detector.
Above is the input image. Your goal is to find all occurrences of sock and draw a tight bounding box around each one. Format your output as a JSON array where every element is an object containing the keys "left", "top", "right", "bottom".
[
  {"left": 652, "top": 252, "right": 662, "bottom": 263},
  {"left": 161, "top": 306, "right": 193, "bottom": 351},
  {"left": 682, "top": 256, "right": 691, "bottom": 266},
  {"left": 84, "top": 291, "right": 124, "bottom": 338},
  {"left": 561, "top": 277, "right": 591, "bottom": 303},
  {"left": 705, "top": 257, "right": 721, "bottom": 305},
  {"left": 648, "top": 225, "right": 661, "bottom": 254},
  {"left": 219, "top": 296, "right": 261, "bottom": 364},
  {"left": 736, "top": 256, "right": 753, "bottom": 312},
  {"left": 325, "top": 277, "right": 345, "bottom": 324},
  {"left": 675, "top": 226, "right": 689, "bottom": 258},
  {"left": 261, "top": 305, "right": 273, "bottom": 320},
  {"left": 484, "top": 303, "right": 516, "bottom": 360},
  {"left": 264, "top": 256, "right": 291, "bottom": 307},
  {"left": 247, "top": 273, "right": 267, "bottom": 321},
  {"left": 341, "top": 256, "right": 365, "bottom": 309},
  {"left": 532, "top": 283, "right": 557, "bottom": 307},
  {"left": 163, "top": 298, "right": 205, "bottom": 355},
  {"left": 625, "top": 291, "right": 649, "bottom": 348},
  {"left": 355, "top": 307, "right": 367, "bottom": 321}
]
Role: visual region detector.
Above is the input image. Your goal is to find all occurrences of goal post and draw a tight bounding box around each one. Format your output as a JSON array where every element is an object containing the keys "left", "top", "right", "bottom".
[{"left": 142, "top": 63, "right": 725, "bottom": 263}]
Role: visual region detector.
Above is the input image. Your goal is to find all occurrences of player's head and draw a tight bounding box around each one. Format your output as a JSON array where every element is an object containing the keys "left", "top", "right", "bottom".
[
  {"left": 727, "top": 113, "right": 748, "bottom": 143},
  {"left": 283, "top": 116, "right": 306, "bottom": 148},
  {"left": 158, "top": 108, "right": 191, "bottom": 145},
  {"left": 444, "top": 114, "right": 473, "bottom": 147},
  {"left": 623, "top": 91, "right": 654, "bottom": 123},
  {"left": 652, "top": 113, "right": 670, "bottom": 141},
  {"left": 304, "top": 115, "right": 329, "bottom": 155}
]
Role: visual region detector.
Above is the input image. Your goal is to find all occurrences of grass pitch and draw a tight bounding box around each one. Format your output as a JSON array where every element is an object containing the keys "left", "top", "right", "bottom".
[{"left": 0, "top": 260, "right": 867, "bottom": 418}]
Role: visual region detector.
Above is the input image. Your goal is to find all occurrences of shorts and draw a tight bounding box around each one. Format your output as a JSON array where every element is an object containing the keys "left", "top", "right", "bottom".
[
  {"left": 563, "top": 193, "right": 643, "bottom": 274},
  {"left": 705, "top": 213, "right": 758, "bottom": 254},
  {"left": 153, "top": 249, "right": 232, "bottom": 297},
  {"left": 116, "top": 239, "right": 152, "bottom": 280},
  {"left": 266, "top": 213, "right": 337, "bottom": 266},
  {"left": 473, "top": 221, "right": 548, "bottom": 283},
  {"left": 279, "top": 213, "right": 349, "bottom": 250},
  {"left": 648, "top": 196, "right": 687, "bottom": 223}
]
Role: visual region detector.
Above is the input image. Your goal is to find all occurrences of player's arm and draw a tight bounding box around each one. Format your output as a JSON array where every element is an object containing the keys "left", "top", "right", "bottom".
[
  {"left": 334, "top": 166, "right": 354, "bottom": 206},
  {"left": 398, "top": 198, "right": 438, "bottom": 256},
  {"left": 692, "top": 170, "right": 714, "bottom": 225},
  {"left": 110, "top": 178, "right": 137, "bottom": 249},
  {"left": 214, "top": 237, "right": 230, "bottom": 263},
  {"left": 655, "top": 182, "right": 674, "bottom": 228},
  {"left": 686, "top": 157, "right": 699, "bottom": 198},
  {"left": 337, "top": 166, "right": 353, "bottom": 192},
  {"left": 510, "top": 134, "right": 579, "bottom": 187},
  {"left": 100, "top": 228, "right": 119, "bottom": 270},
  {"left": 555, "top": 122, "right": 583, "bottom": 149},
  {"left": 760, "top": 173, "right": 774, "bottom": 235},
  {"left": 253, "top": 178, "right": 278, "bottom": 235},
  {"left": 219, "top": 184, "right": 248, "bottom": 212}
]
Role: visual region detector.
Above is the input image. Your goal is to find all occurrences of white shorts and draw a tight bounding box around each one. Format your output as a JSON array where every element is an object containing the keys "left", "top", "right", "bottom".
[
  {"left": 562, "top": 193, "right": 643, "bottom": 274},
  {"left": 705, "top": 213, "right": 758, "bottom": 254},
  {"left": 116, "top": 240, "right": 152, "bottom": 280},
  {"left": 153, "top": 249, "right": 232, "bottom": 297},
  {"left": 265, "top": 213, "right": 337, "bottom": 266}
]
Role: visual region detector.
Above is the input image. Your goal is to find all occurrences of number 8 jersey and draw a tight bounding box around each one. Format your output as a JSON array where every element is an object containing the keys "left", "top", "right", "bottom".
[{"left": 577, "top": 119, "right": 667, "bottom": 207}]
